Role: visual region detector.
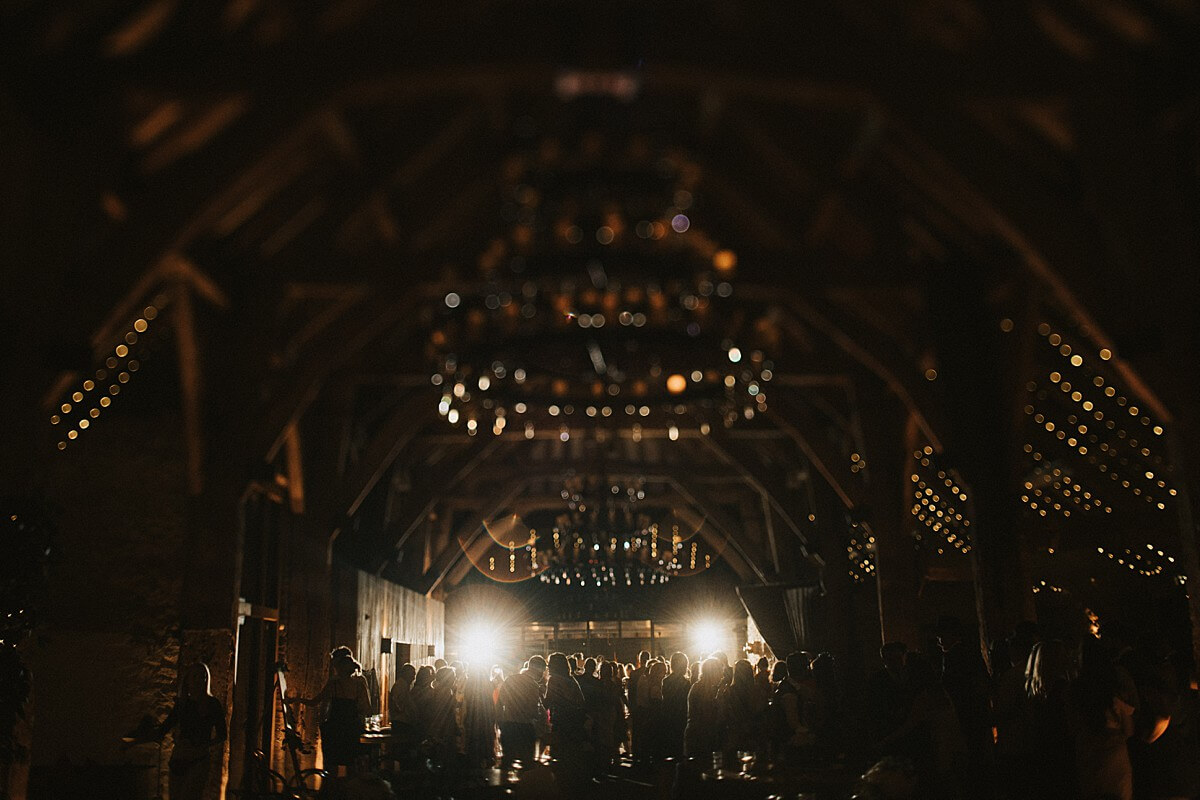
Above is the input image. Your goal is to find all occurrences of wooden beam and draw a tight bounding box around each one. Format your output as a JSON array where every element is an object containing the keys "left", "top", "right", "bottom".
[
  {"left": 667, "top": 475, "right": 769, "bottom": 584},
  {"left": 881, "top": 121, "right": 1174, "bottom": 424},
  {"left": 377, "top": 436, "right": 508, "bottom": 569},
  {"left": 765, "top": 393, "right": 864, "bottom": 511},
  {"left": 283, "top": 422, "right": 305, "bottom": 514},
  {"left": 420, "top": 481, "right": 530, "bottom": 596},
  {"left": 173, "top": 282, "right": 204, "bottom": 495},
  {"left": 695, "top": 429, "right": 813, "bottom": 552},
  {"left": 741, "top": 285, "right": 946, "bottom": 452},
  {"left": 341, "top": 393, "right": 435, "bottom": 518}
]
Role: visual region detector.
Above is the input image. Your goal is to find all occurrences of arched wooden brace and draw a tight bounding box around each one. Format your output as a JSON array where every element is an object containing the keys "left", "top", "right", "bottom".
[
  {"left": 695, "top": 427, "right": 817, "bottom": 551},
  {"left": 417, "top": 480, "right": 531, "bottom": 596},
  {"left": 370, "top": 435, "right": 509, "bottom": 572},
  {"left": 340, "top": 393, "right": 435, "bottom": 518},
  {"left": 740, "top": 285, "right": 945, "bottom": 454}
]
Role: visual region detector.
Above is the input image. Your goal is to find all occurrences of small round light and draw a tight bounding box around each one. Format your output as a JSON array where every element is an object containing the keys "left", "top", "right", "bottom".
[
  {"left": 445, "top": 293, "right": 461, "bottom": 308},
  {"left": 728, "top": 347, "right": 742, "bottom": 363},
  {"left": 666, "top": 374, "right": 687, "bottom": 394}
]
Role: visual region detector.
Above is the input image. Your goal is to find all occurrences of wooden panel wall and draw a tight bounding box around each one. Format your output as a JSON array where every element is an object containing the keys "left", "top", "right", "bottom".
[{"left": 354, "top": 570, "right": 445, "bottom": 720}]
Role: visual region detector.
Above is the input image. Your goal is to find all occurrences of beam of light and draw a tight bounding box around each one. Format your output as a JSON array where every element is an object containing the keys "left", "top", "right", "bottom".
[
  {"left": 689, "top": 618, "right": 730, "bottom": 658},
  {"left": 458, "top": 620, "right": 499, "bottom": 664}
]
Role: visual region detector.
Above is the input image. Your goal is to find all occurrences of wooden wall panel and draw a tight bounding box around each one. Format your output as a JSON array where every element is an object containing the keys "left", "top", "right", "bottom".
[{"left": 354, "top": 570, "right": 445, "bottom": 720}]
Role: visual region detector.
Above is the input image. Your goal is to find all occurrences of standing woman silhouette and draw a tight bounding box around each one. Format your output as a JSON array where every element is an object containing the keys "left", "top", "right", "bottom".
[
  {"left": 290, "top": 648, "right": 371, "bottom": 773},
  {"left": 157, "top": 662, "right": 227, "bottom": 800}
]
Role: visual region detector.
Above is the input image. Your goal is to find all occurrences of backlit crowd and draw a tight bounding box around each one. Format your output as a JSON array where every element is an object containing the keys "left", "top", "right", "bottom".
[{"left": 295, "top": 614, "right": 1199, "bottom": 800}]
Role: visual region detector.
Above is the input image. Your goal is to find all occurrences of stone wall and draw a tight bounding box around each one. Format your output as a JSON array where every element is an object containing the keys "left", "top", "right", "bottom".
[{"left": 29, "top": 412, "right": 190, "bottom": 798}]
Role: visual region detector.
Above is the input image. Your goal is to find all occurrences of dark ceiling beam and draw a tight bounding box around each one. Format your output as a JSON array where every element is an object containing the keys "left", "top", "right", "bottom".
[
  {"left": 878, "top": 123, "right": 1176, "bottom": 425},
  {"left": 259, "top": 286, "right": 444, "bottom": 463},
  {"left": 332, "top": 67, "right": 881, "bottom": 113},
  {"left": 374, "top": 435, "right": 508, "bottom": 570},
  {"left": 740, "top": 285, "right": 946, "bottom": 452},
  {"left": 419, "top": 479, "right": 531, "bottom": 596},
  {"left": 699, "top": 170, "right": 797, "bottom": 252},
  {"left": 450, "top": 460, "right": 744, "bottom": 488},
  {"left": 695, "top": 429, "right": 813, "bottom": 555},
  {"left": 666, "top": 474, "right": 770, "bottom": 584},
  {"left": 765, "top": 393, "right": 865, "bottom": 512},
  {"left": 340, "top": 392, "right": 436, "bottom": 518}
]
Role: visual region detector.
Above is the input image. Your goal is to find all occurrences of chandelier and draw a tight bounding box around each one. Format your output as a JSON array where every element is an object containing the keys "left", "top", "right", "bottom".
[
  {"left": 466, "top": 475, "right": 723, "bottom": 588},
  {"left": 535, "top": 475, "right": 712, "bottom": 588}
]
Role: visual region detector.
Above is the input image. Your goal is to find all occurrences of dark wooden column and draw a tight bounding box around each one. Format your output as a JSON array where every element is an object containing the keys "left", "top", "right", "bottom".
[
  {"left": 926, "top": 255, "right": 1030, "bottom": 643},
  {"left": 861, "top": 393, "right": 923, "bottom": 650}
]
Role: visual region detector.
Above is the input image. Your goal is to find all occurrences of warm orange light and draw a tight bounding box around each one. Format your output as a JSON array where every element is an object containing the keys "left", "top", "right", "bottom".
[
  {"left": 666, "top": 374, "right": 687, "bottom": 394},
  {"left": 713, "top": 249, "right": 737, "bottom": 272}
]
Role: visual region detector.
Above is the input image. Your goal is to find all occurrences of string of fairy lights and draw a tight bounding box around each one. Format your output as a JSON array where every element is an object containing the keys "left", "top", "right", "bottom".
[
  {"left": 909, "top": 445, "right": 973, "bottom": 556},
  {"left": 1022, "top": 322, "right": 1174, "bottom": 518},
  {"left": 50, "top": 298, "right": 165, "bottom": 450},
  {"left": 846, "top": 520, "right": 877, "bottom": 584},
  {"left": 1096, "top": 545, "right": 1187, "bottom": 585},
  {"left": 429, "top": 131, "right": 778, "bottom": 444},
  {"left": 1020, "top": 317, "right": 1184, "bottom": 596}
]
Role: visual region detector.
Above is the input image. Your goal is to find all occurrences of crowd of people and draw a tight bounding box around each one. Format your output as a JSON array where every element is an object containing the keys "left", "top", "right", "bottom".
[
  {"left": 861, "top": 617, "right": 1200, "bottom": 800},
  {"left": 381, "top": 647, "right": 842, "bottom": 793},
  {"left": 290, "top": 615, "right": 1199, "bottom": 800}
]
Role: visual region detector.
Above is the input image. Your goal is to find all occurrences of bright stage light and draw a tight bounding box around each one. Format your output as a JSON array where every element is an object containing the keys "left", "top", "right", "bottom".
[
  {"left": 689, "top": 618, "right": 728, "bottom": 656},
  {"left": 460, "top": 620, "right": 499, "bottom": 664}
]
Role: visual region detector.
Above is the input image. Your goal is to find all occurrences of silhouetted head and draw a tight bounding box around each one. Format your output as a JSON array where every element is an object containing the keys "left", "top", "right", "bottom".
[
  {"left": 905, "top": 653, "right": 939, "bottom": 691},
  {"left": 935, "top": 616, "right": 965, "bottom": 652},
  {"left": 182, "top": 662, "right": 212, "bottom": 700},
  {"left": 670, "top": 651, "right": 690, "bottom": 676},
  {"left": 433, "top": 666, "right": 456, "bottom": 691},
  {"left": 398, "top": 663, "right": 416, "bottom": 687},
  {"left": 770, "top": 661, "right": 789, "bottom": 683},
  {"left": 732, "top": 659, "right": 754, "bottom": 687},
  {"left": 700, "top": 657, "right": 722, "bottom": 685},
  {"left": 1026, "top": 640, "right": 1077, "bottom": 699},
  {"left": 1010, "top": 621, "right": 1040, "bottom": 664},
  {"left": 527, "top": 654, "right": 547, "bottom": 677},
  {"left": 638, "top": 650, "right": 651, "bottom": 668},
  {"left": 414, "top": 665, "right": 434, "bottom": 688},
  {"left": 548, "top": 652, "right": 571, "bottom": 677},
  {"left": 785, "top": 651, "right": 809, "bottom": 680},
  {"left": 811, "top": 652, "right": 837, "bottom": 688}
]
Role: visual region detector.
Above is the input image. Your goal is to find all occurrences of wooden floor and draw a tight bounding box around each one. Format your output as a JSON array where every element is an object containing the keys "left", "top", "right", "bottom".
[{"left": 395, "top": 754, "right": 857, "bottom": 799}]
